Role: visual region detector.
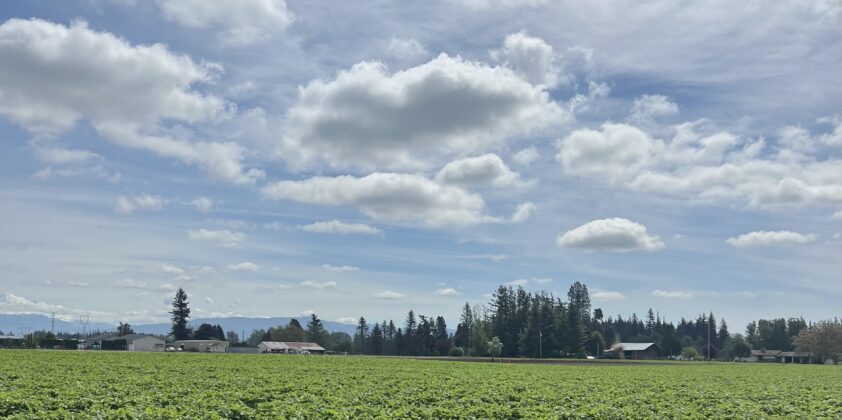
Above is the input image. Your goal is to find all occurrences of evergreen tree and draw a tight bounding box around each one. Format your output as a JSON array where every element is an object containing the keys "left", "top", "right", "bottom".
[
  {"left": 717, "top": 319, "right": 730, "bottom": 348},
  {"left": 368, "top": 323, "right": 384, "bottom": 355},
  {"left": 353, "top": 317, "right": 368, "bottom": 354},
  {"left": 170, "top": 288, "right": 191, "bottom": 340},
  {"left": 117, "top": 322, "right": 134, "bottom": 336},
  {"left": 306, "top": 313, "right": 329, "bottom": 346}
]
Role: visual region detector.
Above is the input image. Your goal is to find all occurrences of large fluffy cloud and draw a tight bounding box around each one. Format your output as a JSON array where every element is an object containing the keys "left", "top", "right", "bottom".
[
  {"left": 279, "top": 53, "right": 564, "bottom": 171},
  {"left": 262, "top": 173, "right": 525, "bottom": 227},
  {"left": 0, "top": 18, "right": 261, "bottom": 184},
  {"left": 557, "top": 120, "right": 842, "bottom": 209},
  {"left": 156, "top": 0, "right": 293, "bottom": 45},
  {"left": 556, "top": 218, "right": 664, "bottom": 251},
  {"left": 726, "top": 231, "right": 818, "bottom": 247}
]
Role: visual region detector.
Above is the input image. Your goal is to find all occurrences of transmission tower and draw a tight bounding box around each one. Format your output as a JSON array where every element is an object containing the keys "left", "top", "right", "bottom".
[{"left": 78, "top": 315, "right": 90, "bottom": 337}]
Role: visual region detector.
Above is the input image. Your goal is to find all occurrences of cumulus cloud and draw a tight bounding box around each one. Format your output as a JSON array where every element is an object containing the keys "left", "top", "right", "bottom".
[
  {"left": 0, "top": 18, "right": 262, "bottom": 184},
  {"left": 507, "top": 279, "right": 529, "bottom": 287},
  {"left": 262, "top": 173, "right": 504, "bottom": 227},
  {"left": 831, "top": 211, "right": 842, "bottom": 221},
  {"left": 188, "top": 229, "right": 245, "bottom": 247},
  {"left": 226, "top": 262, "right": 259, "bottom": 271},
  {"left": 301, "top": 280, "right": 337, "bottom": 289},
  {"left": 114, "top": 195, "right": 166, "bottom": 214},
  {"left": 629, "top": 94, "right": 679, "bottom": 122},
  {"left": 386, "top": 37, "right": 429, "bottom": 63},
  {"left": 0, "top": 292, "right": 64, "bottom": 314},
  {"left": 492, "top": 31, "right": 562, "bottom": 88},
  {"left": 556, "top": 218, "right": 664, "bottom": 251},
  {"left": 557, "top": 121, "right": 842, "bottom": 209},
  {"left": 512, "top": 146, "right": 539, "bottom": 166},
  {"left": 510, "top": 202, "right": 536, "bottom": 223},
  {"left": 726, "top": 231, "right": 818, "bottom": 247},
  {"left": 651, "top": 290, "right": 695, "bottom": 299},
  {"left": 301, "top": 220, "right": 382, "bottom": 235},
  {"left": 33, "top": 146, "right": 102, "bottom": 165},
  {"left": 279, "top": 53, "right": 564, "bottom": 171},
  {"left": 592, "top": 290, "right": 626, "bottom": 302},
  {"left": 156, "top": 0, "right": 293, "bottom": 45},
  {"left": 191, "top": 197, "right": 214, "bottom": 213},
  {"left": 321, "top": 264, "right": 359, "bottom": 272},
  {"left": 435, "top": 154, "right": 526, "bottom": 188},
  {"left": 372, "top": 290, "right": 407, "bottom": 300},
  {"left": 435, "top": 287, "right": 461, "bottom": 296},
  {"left": 556, "top": 123, "right": 842, "bottom": 208}
]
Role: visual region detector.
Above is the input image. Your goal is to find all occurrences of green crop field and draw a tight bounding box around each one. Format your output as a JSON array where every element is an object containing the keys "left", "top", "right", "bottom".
[{"left": 0, "top": 350, "right": 840, "bottom": 418}]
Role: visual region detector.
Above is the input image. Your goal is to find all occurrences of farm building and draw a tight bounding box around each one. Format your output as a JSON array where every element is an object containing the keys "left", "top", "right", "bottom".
[
  {"left": 174, "top": 340, "right": 229, "bottom": 353},
  {"left": 606, "top": 342, "right": 660, "bottom": 360},
  {"left": 749, "top": 349, "right": 781, "bottom": 362},
  {"left": 0, "top": 335, "right": 26, "bottom": 348},
  {"left": 83, "top": 334, "right": 165, "bottom": 351},
  {"left": 258, "top": 341, "right": 326, "bottom": 355}
]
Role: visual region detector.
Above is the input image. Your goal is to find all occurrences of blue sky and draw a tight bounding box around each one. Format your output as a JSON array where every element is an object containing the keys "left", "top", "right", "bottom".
[{"left": 0, "top": 0, "right": 840, "bottom": 330}]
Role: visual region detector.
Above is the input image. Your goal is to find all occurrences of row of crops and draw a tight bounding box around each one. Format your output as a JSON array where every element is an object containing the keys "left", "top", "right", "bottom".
[{"left": 0, "top": 350, "right": 840, "bottom": 418}]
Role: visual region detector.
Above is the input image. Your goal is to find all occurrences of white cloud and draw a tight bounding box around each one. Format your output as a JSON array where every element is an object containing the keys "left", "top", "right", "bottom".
[
  {"left": 187, "top": 229, "right": 245, "bottom": 247},
  {"left": 262, "top": 173, "right": 504, "bottom": 227},
  {"left": 592, "top": 290, "right": 626, "bottom": 302},
  {"left": 435, "top": 287, "right": 462, "bottom": 296},
  {"left": 726, "top": 231, "right": 818, "bottom": 247},
  {"left": 532, "top": 277, "right": 552, "bottom": 284},
  {"left": 557, "top": 218, "right": 664, "bottom": 251},
  {"left": 156, "top": 0, "right": 293, "bottom": 45},
  {"left": 557, "top": 121, "right": 842, "bottom": 209},
  {"left": 154, "top": 264, "right": 184, "bottom": 275},
  {"left": 337, "top": 317, "right": 358, "bottom": 325},
  {"left": 191, "top": 197, "right": 214, "bottom": 213},
  {"left": 629, "top": 94, "right": 679, "bottom": 122},
  {"left": 372, "top": 290, "right": 407, "bottom": 300},
  {"left": 510, "top": 202, "right": 536, "bottom": 223},
  {"left": 460, "top": 0, "right": 548, "bottom": 9},
  {"left": 651, "top": 290, "right": 695, "bottom": 299},
  {"left": 301, "top": 280, "right": 337, "bottom": 289},
  {"left": 507, "top": 278, "right": 529, "bottom": 287},
  {"left": 204, "top": 297, "right": 214, "bottom": 305},
  {"left": 33, "top": 146, "right": 102, "bottom": 165},
  {"left": 832, "top": 211, "right": 842, "bottom": 221},
  {"left": 279, "top": 53, "right": 564, "bottom": 171},
  {"left": 386, "top": 37, "right": 429, "bottom": 63},
  {"left": 321, "top": 264, "right": 359, "bottom": 272},
  {"left": 114, "top": 194, "right": 166, "bottom": 214},
  {"left": 492, "top": 31, "right": 561, "bottom": 88},
  {"left": 0, "top": 19, "right": 263, "bottom": 184},
  {"left": 226, "top": 262, "right": 259, "bottom": 271},
  {"left": 300, "top": 309, "right": 316, "bottom": 316},
  {"left": 301, "top": 220, "right": 382, "bottom": 236},
  {"left": 435, "top": 154, "right": 526, "bottom": 188},
  {"left": 0, "top": 292, "right": 63, "bottom": 314},
  {"left": 512, "top": 147, "right": 539, "bottom": 166}
]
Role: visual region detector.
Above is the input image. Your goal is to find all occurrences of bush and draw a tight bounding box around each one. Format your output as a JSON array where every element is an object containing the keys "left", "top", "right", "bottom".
[
  {"left": 449, "top": 347, "right": 464, "bottom": 357},
  {"left": 681, "top": 346, "right": 700, "bottom": 360}
]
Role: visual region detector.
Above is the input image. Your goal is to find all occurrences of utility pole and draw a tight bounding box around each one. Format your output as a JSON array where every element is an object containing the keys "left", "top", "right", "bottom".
[
  {"left": 707, "top": 313, "right": 711, "bottom": 364},
  {"left": 539, "top": 330, "right": 543, "bottom": 359},
  {"left": 51, "top": 312, "right": 55, "bottom": 335}
]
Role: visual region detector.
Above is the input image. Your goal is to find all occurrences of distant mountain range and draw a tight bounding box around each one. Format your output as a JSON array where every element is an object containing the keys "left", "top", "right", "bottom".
[{"left": 0, "top": 313, "right": 356, "bottom": 337}]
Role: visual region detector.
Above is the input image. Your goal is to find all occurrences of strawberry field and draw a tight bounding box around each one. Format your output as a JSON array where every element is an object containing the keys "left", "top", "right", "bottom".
[{"left": 0, "top": 350, "right": 840, "bottom": 418}]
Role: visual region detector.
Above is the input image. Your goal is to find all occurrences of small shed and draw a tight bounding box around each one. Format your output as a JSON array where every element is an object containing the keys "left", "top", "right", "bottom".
[
  {"left": 607, "top": 342, "right": 660, "bottom": 360},
  {"left": 258, "top": 341, "right": 326, "bottom": 355},
  {"left": 174, "top": 340, "right": 229, "bottom": 353},
  {"left": 122, "top": 334, "right": 165, "bottom": 352}
]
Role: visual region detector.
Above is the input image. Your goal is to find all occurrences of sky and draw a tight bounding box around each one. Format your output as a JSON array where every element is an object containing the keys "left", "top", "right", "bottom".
[{"left": 0, "top": 0, "right": 840, "bottom": 331}]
